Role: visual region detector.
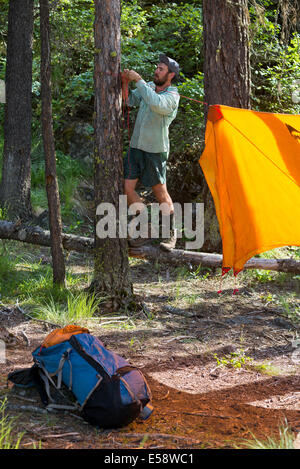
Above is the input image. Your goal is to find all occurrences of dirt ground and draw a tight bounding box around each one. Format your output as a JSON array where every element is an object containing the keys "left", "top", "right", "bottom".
[{"left": 0, "top": 249, "right": 299, "bottom": 450}]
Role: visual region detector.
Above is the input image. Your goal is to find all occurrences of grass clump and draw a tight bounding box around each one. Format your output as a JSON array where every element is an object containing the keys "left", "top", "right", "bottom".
[
  {"left": 0, "top": 243, "right": 91, "bottom": 308},
  {"left": 278, "top": 295, "right": 300, "bottom": 325},
  {"left": 213, "top": 348, "right": 253, "bottom": 369},
  {"left": 240, "top": 425, "right": 296, "bottom": 450},
  {"left": 0, "top": 398, "right": 24, "bottom": 449},
  {"left": 33, "top": 291, "right": 104, "bottom": 327}
]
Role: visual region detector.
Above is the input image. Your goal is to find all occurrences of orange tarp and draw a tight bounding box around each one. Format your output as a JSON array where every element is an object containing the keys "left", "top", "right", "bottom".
[{"left": 199, "top": 104, "right": 300, "bottom": 273}]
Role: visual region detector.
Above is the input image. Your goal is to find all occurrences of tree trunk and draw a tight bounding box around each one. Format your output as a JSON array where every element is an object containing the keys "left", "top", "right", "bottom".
[
  {"left": 203, "top": 0, "right": 251, "bottom": 111},
  {"left": 40, "top": 0, "right": 66, "bottom": 287},
  {"left": 0, "top": 0, "right": 33, "bottom": 220},
  {"left": 200, "top": 0, "right": 251, "bottom": 253},
  {"left": 92, "top": 0, "right": 133, "bottom": 308}
]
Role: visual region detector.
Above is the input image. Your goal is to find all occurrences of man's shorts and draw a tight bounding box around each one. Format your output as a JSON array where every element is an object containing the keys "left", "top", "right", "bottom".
[{"left": 123, "top": 147, "right": 168, "bottom": 188}]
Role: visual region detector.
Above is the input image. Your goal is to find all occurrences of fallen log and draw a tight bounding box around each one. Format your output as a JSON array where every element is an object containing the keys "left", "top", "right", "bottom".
[
  {"left": 0, "top": 219, "right": 93, "bottom": 253},
  {"left": 130, "top": 244, "right": 300, "bottom": 274},
  {"left": 0, "top": 219, "right": 299, "bottom": 273}
]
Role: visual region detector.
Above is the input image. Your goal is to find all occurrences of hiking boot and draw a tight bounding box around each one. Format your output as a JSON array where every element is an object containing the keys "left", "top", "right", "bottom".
[
  {"left": 159, "top": 212, "right": 177, "bottom": 251},
  {"left": 128, "top": 236, "right": 151, "bottom": 248},
  {"left": 159, "top": 228, "right": 177, "bottom": 252}
]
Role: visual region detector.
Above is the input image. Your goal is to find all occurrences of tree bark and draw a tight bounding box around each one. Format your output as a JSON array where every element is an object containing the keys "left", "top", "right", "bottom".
[
  {"left": 40, "top": 0, "right": 66, "bottom": 287},
  {"left": 0, "top": 220, "right": 299, "bottom": 274},
  {"left": 200, "top": 0, "right": 251, "bottom": 253},
  {"left": 203, "top": 0, "right": 251, "bottom": 111},
  {"left": 92, "top": 0, "right": 133, "bottom": 308},
  {"left": 0, "top": 220, "right": 94, "bottom": 253},
  {"left": 0, "top": 0, "right": 33, "bottom": 220},
  {"left": 129, "top": 245, "right": 300, "bottom": 274}
]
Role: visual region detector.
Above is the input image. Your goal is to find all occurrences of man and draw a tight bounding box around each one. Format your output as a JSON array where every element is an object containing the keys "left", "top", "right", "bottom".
[{"left": 121, "top": 54, "right": 180, "bottom": 251}]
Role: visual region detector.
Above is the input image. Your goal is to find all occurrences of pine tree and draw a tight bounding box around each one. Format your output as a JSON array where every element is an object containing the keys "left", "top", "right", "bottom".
[
  {"left": 0, "top": 0, "right": 34, "bottom": 219},
  {"left": 92, "top": 0, "right": 133, "bottom": 309},
  {"left": 200, "top": 0, "right": 251, "bottom": 252}
]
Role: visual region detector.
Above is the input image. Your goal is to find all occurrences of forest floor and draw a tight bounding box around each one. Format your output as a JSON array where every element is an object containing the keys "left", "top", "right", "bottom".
[{"left": 0, "top": 245, "right": 299, "bottom": 450}]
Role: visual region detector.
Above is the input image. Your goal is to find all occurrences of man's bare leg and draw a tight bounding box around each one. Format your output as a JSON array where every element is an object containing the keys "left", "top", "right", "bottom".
[
  {"left": 124, "top": 178, "right": 150, "bottom": 246},
  {"left": 124, "top": 178, "right": 143, "bottom": 209},
  {"left": 151, "top": 182, "right": 174, "bottom": 214},
  {"left": 152, "top": 182, "right": 177, "bottom": 251}
]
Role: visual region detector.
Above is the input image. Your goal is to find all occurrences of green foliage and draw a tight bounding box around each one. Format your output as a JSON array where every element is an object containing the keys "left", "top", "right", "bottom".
[
  {"left": 1, "top": 0, "right": 299, "bottom": 130},
  {"left": 121, "top": 0, "right": 147, "bottom": 39},
  {"left": 0, "top": 0, "right": 8, "bottom": 70},
  {"left": 0, "top": 205, "right": 7, "bottom": 220},
  {"left": 121, "top": 2, "right": 203, "bottom": 91},
  {"left": 249, "top": 3, "right": 300, "bottom": 113},
  {"left": 0, "top": 246, "right": 48, "bottom": 301},
  {"left": 0, "top": 398, "right": 24, "bottom": 449},
  {"left": 2, "top": 0, "right": 298, "bottom": 140},
  {"left": 213, "top": 349, "right": 253, "bottom": 369},
  {"left": 31, "top": 1, "right": 204, "bottom": 129},
  {"left": 142, "top": 3, "right": 202, "bottom": 77},
  {"left": 278, "top": 295, "right": 300, "bottom": 324},
  {"left": 239, "top": 424, "right": 296, "bottom": 450},
  {"left": 55, "top": 151, "right": 92, "bottom": 219},
  {"left": 251, "top": 269, "right": 274, "bottom": 283},
  {"left": 0, "top": 243, "right": 89, "bottom": 307},
  {"left": 33, "top": 291, "right": 104, "bottom": 327},
  {"left": 48, "top": 0, "right": 94, "bottom": 84},
  {"left": 174, "top": 73, "right": 205, "bottom": 149},
  {"left": 30, "top": 130, "right": 93, "bottom": 223},
  {"left": 50, "top": 71, "right": 94, "bottom": 130},
  {"left": 0, "top": 0, "right": 299, "bottom": 208}
]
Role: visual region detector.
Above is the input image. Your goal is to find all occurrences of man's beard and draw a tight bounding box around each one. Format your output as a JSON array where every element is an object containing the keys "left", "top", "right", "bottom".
[{"left": 153, "top": 72, "right": 169, "bottom": 86}]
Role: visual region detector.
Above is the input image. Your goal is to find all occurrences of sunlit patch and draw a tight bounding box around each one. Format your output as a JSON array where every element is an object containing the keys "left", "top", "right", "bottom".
[
  {"left": 149, "top": 366, "right": 269, "bottom": 395},
  {"left": 248, "top": 392, "right": 300, "bottom": 410}
]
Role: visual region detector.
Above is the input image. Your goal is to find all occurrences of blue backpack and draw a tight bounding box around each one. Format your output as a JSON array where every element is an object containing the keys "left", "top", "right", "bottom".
[{"left": 9, "top": 331, "right": 153, "bottom": 429}]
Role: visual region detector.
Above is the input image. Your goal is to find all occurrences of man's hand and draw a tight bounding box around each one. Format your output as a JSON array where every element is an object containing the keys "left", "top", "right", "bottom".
[
  {"left": 121, "top": 69, "right": 129, "bottom": 84},
  {"left": 122, "top": 69, "right": 142, "bottom": 83}
]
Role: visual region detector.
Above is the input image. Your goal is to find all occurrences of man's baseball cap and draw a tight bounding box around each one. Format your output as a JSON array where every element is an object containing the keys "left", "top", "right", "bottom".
[{"left": 159, "top": 53, "right": 180, "bottom": 78}]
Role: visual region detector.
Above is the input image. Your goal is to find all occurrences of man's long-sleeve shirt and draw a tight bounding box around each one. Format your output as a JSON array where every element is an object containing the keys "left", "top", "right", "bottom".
[{"left": 128, "top": 80, "right": 180, "bottom": 154}]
